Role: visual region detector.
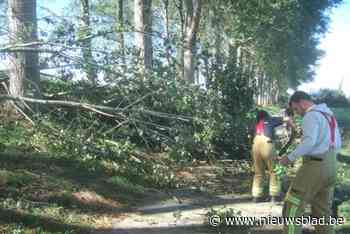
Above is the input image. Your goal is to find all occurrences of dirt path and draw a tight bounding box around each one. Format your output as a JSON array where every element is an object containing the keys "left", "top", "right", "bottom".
[
  {"left": 94, "top": 160, "right": 317, "bottom": 234},
  {"left": 110, "top": 194, "right": 284, "bottom": 234}
]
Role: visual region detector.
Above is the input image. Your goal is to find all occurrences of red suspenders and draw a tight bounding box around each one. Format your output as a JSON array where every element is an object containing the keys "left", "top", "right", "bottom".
[{"left": 310, "top": 110, "right": 336, "bottom": 147}]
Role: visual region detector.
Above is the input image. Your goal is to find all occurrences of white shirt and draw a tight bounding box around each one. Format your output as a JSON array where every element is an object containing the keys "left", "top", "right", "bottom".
[{"left": 287, "top": 104, "right": 342, "bottom": 161}]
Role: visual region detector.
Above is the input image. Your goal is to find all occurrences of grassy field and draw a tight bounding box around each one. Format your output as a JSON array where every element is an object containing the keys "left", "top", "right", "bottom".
[{"left": 0, "top": 150, "right": 149, "bottom": 234}]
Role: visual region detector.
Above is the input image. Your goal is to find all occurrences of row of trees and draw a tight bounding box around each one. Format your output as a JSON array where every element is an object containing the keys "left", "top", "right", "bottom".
[
  {"left": 0, "top": 0, "right": 344, "bottom": 161},
  {"left": 1, "top": 0, "right": 342, "bottom": 103}
]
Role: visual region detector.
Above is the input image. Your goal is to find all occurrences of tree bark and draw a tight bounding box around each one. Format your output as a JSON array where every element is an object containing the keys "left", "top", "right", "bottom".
[
  {"left": 236, "top": 46, "right": 241, "bottom": 69},
  {"left": 7, "top": 0, "right": 40, "bottom": 97},
  {"left": 258, "top": 70, "right": 263, "bottom": 105},
  {"left": 161, "top": 0, "right": 171, "bottom": 67},
  {"left": 275, "top": 82, "right": 280, "bottom": 104},
  {"left": 79, "top": 0, "right": 96, "bottom": 84},
  {"left": 134, "top": 0, "right": 153, "bottom": 74},
  {"left": 213, "top": 4, "right": 222, "bottom": 73},
  {"left": 183, "top": 0, "right": 201, "bottom": 83},
  {"left": 175, "top": 0, "right": 184, "bottom": 79},
  {"left": 117, "top": 0, "right": 126, "bottom": 67}
]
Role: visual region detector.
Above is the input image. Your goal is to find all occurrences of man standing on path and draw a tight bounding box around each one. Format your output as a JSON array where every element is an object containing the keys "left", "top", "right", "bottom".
[{"left": 279, "top": 91, "right": 342, "bottom": 234}]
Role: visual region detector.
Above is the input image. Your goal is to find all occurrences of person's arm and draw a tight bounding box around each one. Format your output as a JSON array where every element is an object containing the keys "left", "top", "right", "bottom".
[{"left": 287, "top": 113, "right": 319, "bottom": 161}]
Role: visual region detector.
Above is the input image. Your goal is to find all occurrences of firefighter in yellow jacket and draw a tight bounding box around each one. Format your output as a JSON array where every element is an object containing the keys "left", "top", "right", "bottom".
[
  {"left": 251, "top": 110, "right": 292, "bottom": 203},
  {"left": 279, "top": 91, "right": 341, "bottom": 234}
]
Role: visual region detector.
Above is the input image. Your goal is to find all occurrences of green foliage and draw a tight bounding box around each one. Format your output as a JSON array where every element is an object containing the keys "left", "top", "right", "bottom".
[
  {"left": 273, "top": 164, "right": 287, "bottom": 178},
  {"left": 208, "top": 48, "right": 256, "bottom": 159},
  {"left": 219, "top": 0, "right": 342, "bottom": 90},
  {"left": 206, "top": 206, "right": 249, "bottom": 233},
  {"left": 2, "top": 0, "right": 345, "bottom": 232},
  {"left": 0, "top": 169, "right": 36, "bottom": 187},
  {"left": 2, "top": 62, "right": 257, "bottom": 187},
  {"left": 207, "top": 206, "right": 242, "bottom": 226},
  {"left": 336, "top": 160, "right": 350, "bottom": 225},
  {"left": 0, "top": 224, "right": 75, "bottom": 234},
  {"left": 312, "top": 89, "right": 350, "bottom": 108},
  {"left": 106, "top": 176, "right": 145, "bottom": 194}
]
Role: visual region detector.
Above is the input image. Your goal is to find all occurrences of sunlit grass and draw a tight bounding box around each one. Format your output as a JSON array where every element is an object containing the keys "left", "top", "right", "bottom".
[{"left": 0, "top": 151, "right": 143, "bottom": 234}]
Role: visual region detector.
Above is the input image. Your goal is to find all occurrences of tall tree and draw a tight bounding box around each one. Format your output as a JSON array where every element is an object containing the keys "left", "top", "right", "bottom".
[
  {"left": 175, "top": 0, "right": 185, "bottom": 79},
  {"left": 134, "top": 0, "right": 153, "bottom": 73},
  {"left": 161, "top": 0, "right": 171, "bottom": 67},
  {"left": 117, "top": 0, "right": 126, "bottom": 67},
  {"left": 79, "top": 0, "right": 96, "bottom": 84},
  {"left": 183, "top": 0, "right": 201, "bottom": 83},
  {"left": 212, "top": 4, "right": 223, "bottom": 73},
  {"left": 7, "top": 0, "right": 40, "bottom": 97}
]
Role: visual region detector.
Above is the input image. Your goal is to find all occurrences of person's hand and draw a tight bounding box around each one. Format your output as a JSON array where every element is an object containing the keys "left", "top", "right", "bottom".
[
  {"left": 279, "top": 155, "right": 292, "bottom": 166},
  {"left": 286, "top": 118, "right": 295, "bottom": 129}
]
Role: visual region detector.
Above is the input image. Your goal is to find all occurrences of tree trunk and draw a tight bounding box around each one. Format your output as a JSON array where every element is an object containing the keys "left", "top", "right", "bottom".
[
  {"left": 263, "top": 73, "right": 268, "bottom": 106},
  {"left": 183, "top": 0, "right": 201, "bottom": 83},
  {"left": 275, "top": 82, "right": 280, "bottom": 104},
  {"left": 268, "top": 79, "right": 271, "bottom": 105},
  {"left": 7, "top": 0, "right": 40, "bottom": 97},
  {"left": 161, "top": 0, "right": 171, "bottom": 67},
  {"left": 236, "top": 46, "right": 242, "bottom": 69},
  {"left": 134, "top": 0, "right": 153, "bottom": 74},
  {"left": 245, "top": 54, "right": 252, "bottom": 86},
  {"left": 252, "top": 63, "right": 256, "bottom": 88},
  {"left": 213, "top": 4, "right": 222, "bottom": 73},
  {"left": 258, "top": 70, "right": 263, "bottom": 105},
  {"left": 203, "top": 54, "right": 210, "bottom": 88},
  {"left": 117, "top": 0, "right": 126, "bottom": 67},
  {"left": 175, "top": 0, "right": 184, "bottom": 79},
  {"left": 79, "top": 0, "right": 96, "bottom": 84},
  {"left": 254, "top": 70, "right": 258, "bottom": 104}
]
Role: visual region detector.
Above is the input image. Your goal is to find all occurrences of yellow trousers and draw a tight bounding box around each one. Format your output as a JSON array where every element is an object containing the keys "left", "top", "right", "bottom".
[
  {"left": 282, "top": 150, "right": 337, "bottom": 234},
  {"left": 251, "top": 135, "right": 281, "bottom": 198}
]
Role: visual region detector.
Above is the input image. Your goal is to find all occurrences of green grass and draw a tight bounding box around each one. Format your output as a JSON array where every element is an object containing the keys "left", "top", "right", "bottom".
[
  {"left": 0, "top": 151, "right": 148, "bottom": 234},
  {"left": 0, "top": 116, "right": 181, "bottom": 234}
]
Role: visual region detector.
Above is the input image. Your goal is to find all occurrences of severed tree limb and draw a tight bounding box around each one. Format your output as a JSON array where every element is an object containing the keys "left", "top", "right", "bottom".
[
  {"left": 121, "top": 91, "right": 157, "bottom": 111},
  {"left": 0, "top": 83, "right": 35, "bottom": 125},
  {"left": 0, "top": 95, "right": 193, "bottom": 122},
  {"left": 12, "top": 102, "right": 35, "bottom": 125},
  {"left": 103, "top": 120, "right": 130, "bottom": 135},
  {"left": 0, "top": 41, "right": 47, "bottom": 52},
  {"left": 0, "top": 95, "right": 126, "bottom": 118},
  {"left": 80, "top": 104, "right": 118, "bottom": 118}
]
